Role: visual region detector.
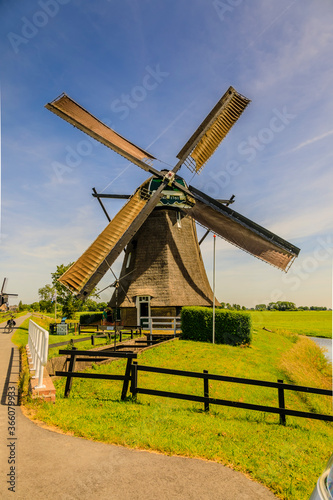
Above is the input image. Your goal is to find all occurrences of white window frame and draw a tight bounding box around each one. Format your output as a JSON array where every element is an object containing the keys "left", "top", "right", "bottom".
[{"left": 136, "top": 295, "right": 151, "bottom": 325}]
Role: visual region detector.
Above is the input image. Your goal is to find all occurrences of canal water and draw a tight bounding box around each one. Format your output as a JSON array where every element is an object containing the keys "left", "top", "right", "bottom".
[{"left": 309, "top": 337, "right": 332, "bottom": 363}]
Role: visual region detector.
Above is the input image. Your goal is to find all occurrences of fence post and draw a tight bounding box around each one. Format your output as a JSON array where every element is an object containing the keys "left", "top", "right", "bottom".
[
  {"left": 173, "top": 318, "right": 176, "bottom": 337},
  {"left": 278, "top": 379, "right": 286, "bottom": 425},
  {"left": 148, "top": 318, "right": 153, "bottom": 345},
  {"left": 121, "top": 357, "right": 133, "bottom": 401},
  {"left": 203, "top": 370, "right": 209, "bottom": 412},
  {"left": 64, "top": 348, "right": 77, "bottom": 398},
  {"left": 91, "top": 334, "right": 95, "bottom": 346},
  {"left": 130, "top": 360, "right": 138, "bottom": 399}
]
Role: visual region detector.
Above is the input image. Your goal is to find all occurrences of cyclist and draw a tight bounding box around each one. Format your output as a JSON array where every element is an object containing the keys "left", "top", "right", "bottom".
[{"left": 5, "top": 314, "right": 16, "bottom": 332}]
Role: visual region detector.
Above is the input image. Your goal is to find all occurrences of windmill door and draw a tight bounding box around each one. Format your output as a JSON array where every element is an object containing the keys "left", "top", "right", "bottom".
[{"left": 136, "top": 296, "right": 151, "bottom": 327}]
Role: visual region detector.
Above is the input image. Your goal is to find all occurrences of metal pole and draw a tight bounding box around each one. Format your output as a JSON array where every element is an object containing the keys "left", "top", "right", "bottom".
[
  {"left": 213, "top": 234, "right": 216, "bottom": 344},
  {"left": 114, "top": 283, "right": 118, "bottom": 351},
  {"left": 54, "top": 292, "right": 57, "bottom": 322}
]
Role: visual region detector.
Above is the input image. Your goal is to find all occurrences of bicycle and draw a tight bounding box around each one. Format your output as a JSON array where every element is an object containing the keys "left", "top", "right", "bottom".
[{"left": 4, "top": 316, "right": 16, "bottom": 334}]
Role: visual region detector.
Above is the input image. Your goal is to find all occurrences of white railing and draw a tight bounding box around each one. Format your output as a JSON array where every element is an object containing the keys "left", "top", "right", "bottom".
[
  {"left": 140, "top": 316, "right": 181, "bottom": 336},
  {"left": 26, "top": 320, "right": 49, "bottom": 389}
]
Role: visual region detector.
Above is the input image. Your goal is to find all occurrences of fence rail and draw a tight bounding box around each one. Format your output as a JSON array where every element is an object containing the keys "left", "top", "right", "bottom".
[
  {"left": 140, "top": 316, "right": 181, "bottom": 335},
  {"left": 78, "top": 324, "right": 142, "bottom": 335},
  {"left": 26, "top": 320, "right": 49, "bottom": 389},
  {"left": 56, "top": 349, "right": 137, "bottom": 399},
  {"left": 49, "top": 327, "right": 143, "bottom": 349},
  {"left": 130, "top": 362, "right": 333, "bottom": 425}
]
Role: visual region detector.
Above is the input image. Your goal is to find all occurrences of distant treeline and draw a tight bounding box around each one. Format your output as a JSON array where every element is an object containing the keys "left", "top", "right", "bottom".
[
  {"left": 254, "top": 301, "right": 328, "bottom": 311},
  {"left": 219, "top": 301, "right": 329, "bottom": 311}
]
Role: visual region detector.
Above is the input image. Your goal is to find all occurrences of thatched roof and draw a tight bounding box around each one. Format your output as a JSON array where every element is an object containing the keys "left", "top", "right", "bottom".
[{"left": 110, "top": 207, "right": 218, "bottom": 308}]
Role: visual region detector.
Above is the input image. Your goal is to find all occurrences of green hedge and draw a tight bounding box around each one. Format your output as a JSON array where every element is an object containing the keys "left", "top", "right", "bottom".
[
  {"left": 78, "top": 312, "right": 103, "bottom": 325},
  {"left": 181, "top": 306, "right": 252, "bottom": 346}
]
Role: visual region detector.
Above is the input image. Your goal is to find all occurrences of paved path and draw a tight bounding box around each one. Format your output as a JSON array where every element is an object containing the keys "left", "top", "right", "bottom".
[{"left": 0, "top": 315, "right": 278, "bottom": 499}]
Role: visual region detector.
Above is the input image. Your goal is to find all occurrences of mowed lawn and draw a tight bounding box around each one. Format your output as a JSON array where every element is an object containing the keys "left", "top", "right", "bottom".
[
  {"left": 250, "top": 310, "right": 332, "bottom": 338},
  {"left": 25, "top": 325, "right": 333, "bottom": 500}
]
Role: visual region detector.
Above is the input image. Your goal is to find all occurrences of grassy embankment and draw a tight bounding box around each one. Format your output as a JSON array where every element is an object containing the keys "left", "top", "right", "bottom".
[
  {"left": 19, "top": 311, "right": 332, "bottom": 500},
  {"left": 249, "top": 310, "right": 332, "bottom": 338}
]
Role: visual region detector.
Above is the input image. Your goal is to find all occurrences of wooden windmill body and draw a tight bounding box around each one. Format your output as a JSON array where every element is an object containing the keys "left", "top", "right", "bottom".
[
  {"left": 109, "top": 177, "right": 219, "bottom": 325},
  {"left": 45, "top": 87, "right": 300, "bottom": 324}
]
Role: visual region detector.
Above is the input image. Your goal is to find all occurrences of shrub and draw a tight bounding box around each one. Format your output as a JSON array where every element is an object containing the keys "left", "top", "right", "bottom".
[
  {"left": 181, "top": 306, "right": 252, "bottom": 346},
  {"left": 79, "top": 312, "right": 103, "bottom": 325}
]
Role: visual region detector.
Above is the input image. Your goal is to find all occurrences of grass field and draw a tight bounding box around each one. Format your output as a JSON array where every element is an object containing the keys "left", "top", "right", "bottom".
[
  {"left": 23, "top": 327, "right": 332, "bottom": 500},
  {"left": 250, "top": 310, "right": 332, "bottom": 338}
]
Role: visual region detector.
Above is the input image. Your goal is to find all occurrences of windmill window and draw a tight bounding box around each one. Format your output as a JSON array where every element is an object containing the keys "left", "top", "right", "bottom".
[
  {"left": 138, "top": 296, "right": 150, "bottom": 302},
  {"left": 126, "top": 252, "right": 132, "bottom": 269},
  {"left": 177, "top": 211, "right": 182, "bottom": 228}
]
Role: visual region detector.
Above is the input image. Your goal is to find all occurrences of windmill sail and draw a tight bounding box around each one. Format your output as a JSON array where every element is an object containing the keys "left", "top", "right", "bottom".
[
  {"left": 59, "top": 181, "right": 166, "bottom": 298},
  {"left": 177, "top": 87, "right": 250, "bottom": 174},
  {"left": 46, "top": 86, "right": 300, "bottom": 305},
  {"left": 186, "top": 186, "right": 300, "bottom": 271},
  {"left": 59, "top": 187, "right": 147, "bottom": 295},
  {"left": 45, "top": 93, "right": 161, "bottom": 176},
  {"left": 1, "top": 278, "right": 8, "bottom": 294}
]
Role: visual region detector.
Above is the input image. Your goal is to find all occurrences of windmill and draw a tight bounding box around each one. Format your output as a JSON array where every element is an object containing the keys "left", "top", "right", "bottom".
[
  {"left": 0, "top": 278, "right": 18, "bottom": 311},
  {"left": 45, "top": 87, "right": 300, "bottom": 325}
]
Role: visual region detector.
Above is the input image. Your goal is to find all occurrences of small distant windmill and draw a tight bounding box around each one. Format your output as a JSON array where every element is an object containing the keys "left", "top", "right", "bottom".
[
  {"left": 0, "top": 278, "right": 18, "bottom": 311},
  {"left": 46, "top": 87, "right": 300, "bottom": 324}
]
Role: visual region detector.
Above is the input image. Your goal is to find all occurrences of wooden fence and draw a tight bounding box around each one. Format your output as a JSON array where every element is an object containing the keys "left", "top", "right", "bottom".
[
  {"left": 130, "top": 361, "right": 333, "bottom": 425},
  {"left": 55, "top": 349, "right": 137, "bottom": 399},
  {"left": 50, "top": 327, "right": 143, "bottom": 349}
]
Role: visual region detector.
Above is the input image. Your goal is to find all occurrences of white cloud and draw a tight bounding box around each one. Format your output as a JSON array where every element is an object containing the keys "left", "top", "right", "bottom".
[{"left": 289, "top": 129, "right": 333, "bottom": 153}]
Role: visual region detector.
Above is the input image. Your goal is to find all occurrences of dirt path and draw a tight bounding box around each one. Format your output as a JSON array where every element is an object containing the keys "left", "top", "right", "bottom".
[{"left": 0, "top": 315, "right": 278, "bottom": 499}]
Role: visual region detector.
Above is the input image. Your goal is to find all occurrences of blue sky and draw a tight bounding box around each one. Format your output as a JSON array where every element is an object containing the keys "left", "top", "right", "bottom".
[{"left": 0, "top": 0, "right": 332, "bottom": 308}]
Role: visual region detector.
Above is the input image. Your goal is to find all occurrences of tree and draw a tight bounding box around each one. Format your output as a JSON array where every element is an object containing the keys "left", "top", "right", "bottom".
[
  {"left": 97, "top": 302, "right": 108, "bottom": 311},
  {"left": 38, "top": 284, "right": 55, "bottom": 301},
  {"left": 276, "top": 301, "right": 296, "bottom": 311},
  {"left": 51, "top": 263, "right": 73, "bottom": 302},
  {"left": 18, "top": 300, "right": 29, "bottom": 312},
  {"left": 39, "top": 299, "right": 53, "bottom": 313},
  {"left": 267, "top": 301, "right": 296, "bottom": 311},
  {"left": 50, "top": 263, "right": 100, "bottom": 318},
  {"left": 50, "top": 263, "right": 82, "bottom": 318},
  {"left": 255, "top": 304, "right": 267, "bottom": 311}
]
